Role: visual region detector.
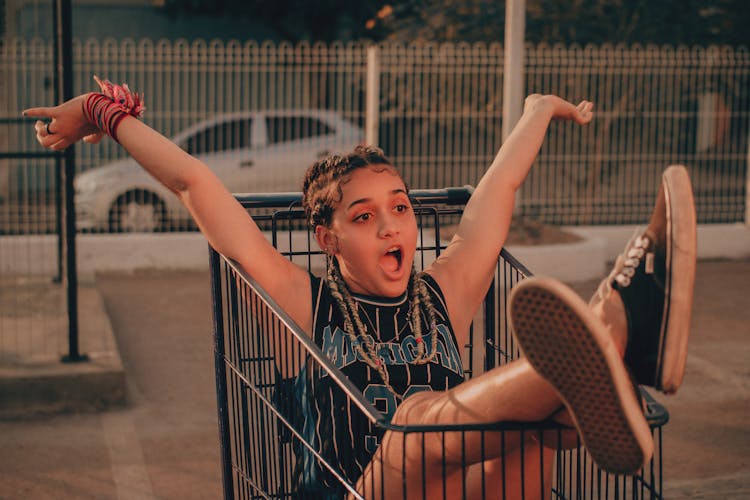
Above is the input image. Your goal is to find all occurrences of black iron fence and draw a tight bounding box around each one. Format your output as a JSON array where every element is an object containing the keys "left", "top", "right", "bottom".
[{"left": 0, "top": 0, "right": 83, "bottom": 366}]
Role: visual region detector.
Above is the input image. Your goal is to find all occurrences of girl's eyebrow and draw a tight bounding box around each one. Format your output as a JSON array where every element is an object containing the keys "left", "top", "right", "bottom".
[{"left": 346, "top": 189, "right": 408, "bottom": 211}]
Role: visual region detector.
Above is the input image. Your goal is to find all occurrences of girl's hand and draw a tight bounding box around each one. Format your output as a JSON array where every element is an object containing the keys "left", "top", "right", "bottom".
[
  {"left": 524, "top": 94, "right": 594, "bottom": 125},
  {"left": 560, "top": 98, "right": 594, "bottom": 125},
  {"left": 23, "top": 94, "right": 104, "bottom": 151}
]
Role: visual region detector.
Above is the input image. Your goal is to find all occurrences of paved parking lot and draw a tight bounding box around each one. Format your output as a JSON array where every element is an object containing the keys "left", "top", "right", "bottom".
[{"left": 0, "top": 259, "right": 748, "bottom": 499}]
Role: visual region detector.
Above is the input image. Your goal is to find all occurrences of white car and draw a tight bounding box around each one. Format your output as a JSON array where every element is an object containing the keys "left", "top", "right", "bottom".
[{"left": 75, "top": 110, "right": 364, "bottom": 232}]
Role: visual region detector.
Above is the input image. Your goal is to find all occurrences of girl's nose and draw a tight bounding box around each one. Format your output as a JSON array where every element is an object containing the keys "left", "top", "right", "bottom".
[{"left": 378, "top": 214, "right": 399, "bottom": 238}]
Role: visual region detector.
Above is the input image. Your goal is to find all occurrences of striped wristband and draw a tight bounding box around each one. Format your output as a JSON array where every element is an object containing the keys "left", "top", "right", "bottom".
[{"left": 82, "top": 75, "right": 145, "bottom": 143}]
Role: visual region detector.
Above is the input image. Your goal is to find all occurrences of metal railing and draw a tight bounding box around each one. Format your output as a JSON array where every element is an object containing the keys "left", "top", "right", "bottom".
[
  {"left": 0, "top": 39, "right": 746, "bottom": 234},
  {"left": 1, "top": 38, "right": 747, "bottom": 364},
  {"left": 0, "top": 0, "right": 84, "bottom": 366}
]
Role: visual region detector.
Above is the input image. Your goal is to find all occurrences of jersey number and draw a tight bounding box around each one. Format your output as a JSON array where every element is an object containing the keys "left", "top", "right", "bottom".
[{"left": 362, "top": 384, "right": 431, "bottom": 453}]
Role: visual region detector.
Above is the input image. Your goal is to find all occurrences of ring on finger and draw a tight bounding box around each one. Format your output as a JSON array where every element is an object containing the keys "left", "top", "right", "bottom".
[{"left": 45, "top": 122, "right": 53, "bottom": 135}]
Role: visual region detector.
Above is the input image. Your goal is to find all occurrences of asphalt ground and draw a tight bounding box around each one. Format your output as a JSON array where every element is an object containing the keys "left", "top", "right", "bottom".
[{"left": 0, "top": 259, "right": 748, "bottom": 499}]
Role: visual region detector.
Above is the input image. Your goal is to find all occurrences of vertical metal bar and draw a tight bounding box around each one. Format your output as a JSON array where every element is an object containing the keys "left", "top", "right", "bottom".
[
  {"left": 745, "top": 127, "right": 749, "bottom": 225},
  {"left": 503, "top": 0, "right": 526, "bottom": 213},
  {"left": 502, "top": 0, "right": 526, "bottom": 140},
  {"left": 55, "top": 0, "right": 84, "bottom": 362},
  {"left": 209, "top": 247, "right": 235, "bottom": 500},
  {"left": 50, "top": 5, "right": 63, "bottom": 284},
  {"left": 366, "top": 45, "right": 380, "bottom": 147},
  {"left": 53, "top": 159, "right": 63, "bottom": 282},
  {"left": 484, "top": 274, "right": 496, "bottom": 373}
]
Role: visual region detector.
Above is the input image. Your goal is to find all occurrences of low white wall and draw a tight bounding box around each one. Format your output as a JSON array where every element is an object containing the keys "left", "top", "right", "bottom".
[
  {"left": 567, "top": 223, "right": 750, "bottom": 261},
  {"left": 1, "top": 224, "right": 747, "bottom": 280},
  {"left": 506, "top": 235, "right": 607, "bottom": 282}
]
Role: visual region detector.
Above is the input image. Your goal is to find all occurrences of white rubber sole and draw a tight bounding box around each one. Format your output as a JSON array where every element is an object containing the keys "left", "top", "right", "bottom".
[
  {"left": 657, "top": 165, "right": 697, "bottom": 394},
  {"left": 510, "top": 277, "right": 653, "bottom": 475}
]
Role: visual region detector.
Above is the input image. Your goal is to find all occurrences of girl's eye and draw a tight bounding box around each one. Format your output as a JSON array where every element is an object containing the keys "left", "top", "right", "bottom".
[
  {"left": 395, "top": 204, "right": 409, "bottom": 213},
  {"left": 354, "top": 212, "right": 371, "bottom": 222}
]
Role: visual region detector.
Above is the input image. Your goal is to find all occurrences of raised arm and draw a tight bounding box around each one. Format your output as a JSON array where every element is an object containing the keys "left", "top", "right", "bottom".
[
  {"left": 24, "top": 87, "right": 313, "bottom": 332},
  {"left": 427, "top": 94, "right": 594, "bottom": 338}
]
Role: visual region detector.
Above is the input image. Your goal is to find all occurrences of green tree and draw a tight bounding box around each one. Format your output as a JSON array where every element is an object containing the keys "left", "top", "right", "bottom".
[
  {"left": 158, "top": 0, "right": 748, "bottom": 46},
  {"left": 369, "top": 0, "right": 749, "bottom": 46}
]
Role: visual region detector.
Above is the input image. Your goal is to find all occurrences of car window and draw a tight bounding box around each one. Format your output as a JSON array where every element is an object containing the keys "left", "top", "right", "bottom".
[
  {"left": 265, "top": 116, "right": 333, "bottom": 144},
  {"left": 184, "top": 118, "right": 253, "bottom": 154}
]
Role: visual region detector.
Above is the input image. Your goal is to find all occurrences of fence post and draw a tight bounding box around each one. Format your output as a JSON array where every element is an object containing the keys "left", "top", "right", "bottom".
[
  {"left": 502, "top": 0, "right": 526, "bottom": 141},
  {"left": 366, "top": 44, "right": 380, "bottom": 147},
  {"left": 55, "top": 0, "right": 85, "bottom": 363},
  {"left": 746, "top": 129, "right": 749, "bottom": 226},
  {"left": 503, "top": 0, "right": 526, "bottom": 212}
]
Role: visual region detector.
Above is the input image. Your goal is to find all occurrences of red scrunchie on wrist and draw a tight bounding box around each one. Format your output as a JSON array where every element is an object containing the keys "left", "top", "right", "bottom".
[{"left": 82, "top": 75, "right": 145, "bottom": 143}]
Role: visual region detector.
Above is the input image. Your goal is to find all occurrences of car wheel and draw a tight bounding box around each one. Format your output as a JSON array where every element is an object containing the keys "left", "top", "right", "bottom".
[{"left": 109, "top": 191, "right": 167, "bottom": 233}]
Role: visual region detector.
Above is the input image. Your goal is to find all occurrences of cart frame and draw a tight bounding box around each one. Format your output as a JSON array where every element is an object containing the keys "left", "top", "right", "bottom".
[{"left": 209, "top": 188, "right": 668, "bottom": 499}]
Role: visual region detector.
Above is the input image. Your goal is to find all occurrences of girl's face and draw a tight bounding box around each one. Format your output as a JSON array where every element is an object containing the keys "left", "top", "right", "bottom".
[{"left": 315, "top": 166, "right": 417, "bottom": 298}]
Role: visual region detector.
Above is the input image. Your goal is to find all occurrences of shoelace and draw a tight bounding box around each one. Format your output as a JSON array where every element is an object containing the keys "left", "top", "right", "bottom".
[
  {"left": 594, "top": 230, "right": 650, "bottom": 302},
  {"left": 613, "top": 234, "right": 651, "bottom": 287}
]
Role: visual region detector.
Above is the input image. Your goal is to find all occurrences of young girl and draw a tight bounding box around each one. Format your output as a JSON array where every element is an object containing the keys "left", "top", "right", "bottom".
[{"left": 24, "top": 78, "right": 696, "bottom": 499}]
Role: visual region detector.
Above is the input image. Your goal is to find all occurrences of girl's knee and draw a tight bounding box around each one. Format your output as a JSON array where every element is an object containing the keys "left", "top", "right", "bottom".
[{"left": 390, "top": 390, "right": 441, "bottom": 425}]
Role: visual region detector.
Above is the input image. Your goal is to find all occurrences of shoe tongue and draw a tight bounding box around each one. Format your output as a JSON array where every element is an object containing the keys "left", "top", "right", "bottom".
[{"left": 642, "top": 229, "right": 661, "bottom": 250}]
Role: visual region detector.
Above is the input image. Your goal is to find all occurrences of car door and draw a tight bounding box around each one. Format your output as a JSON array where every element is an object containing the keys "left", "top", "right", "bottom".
[
  {"left": 248, "top": 113, "right": 340, "bottom": 192},
  {"left": 181, "top": 116, "right": 256, "bottom": 194}
]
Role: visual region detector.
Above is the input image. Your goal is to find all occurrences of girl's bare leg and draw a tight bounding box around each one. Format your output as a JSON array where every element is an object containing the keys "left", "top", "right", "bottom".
[
  {"left": 355, "top": 286, "right": 632, "bottom": 499},
  {"left": 355, "top": 358, "right": 575, "bottom": 499},
  {"left": 355, "top": 166, "right": 696, "bottom": 497},
  {"left": 359, "top": 437, "right": 555, "bottom": 500},
  {"left": 464, "top": 440, "right": 556, "bottom": 500}
]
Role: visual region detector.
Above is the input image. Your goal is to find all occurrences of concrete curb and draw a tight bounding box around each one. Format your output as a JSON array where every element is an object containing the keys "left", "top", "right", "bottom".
[
  {"left": 0, "top": 284, "right": 127, "bottom": 419},
  {"left": 1, "top": 223, "right": 745, "bottom": 279},
  {"left": 505, "top": 234, "right": 607, "bottom": 282},
  {"left": 567, "top": 223, "right": 750, "bottom": 261}
]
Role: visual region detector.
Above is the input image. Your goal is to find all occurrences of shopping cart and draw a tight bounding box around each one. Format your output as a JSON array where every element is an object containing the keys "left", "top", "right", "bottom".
[{"left": 209, "top": 187, "right": 668, "bottom": 499}]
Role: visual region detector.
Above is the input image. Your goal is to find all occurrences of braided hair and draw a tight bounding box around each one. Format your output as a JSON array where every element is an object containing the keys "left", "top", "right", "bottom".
[
  {"left": 302, "top": 146, "right": 440, "bottom": 398},
  {"left": 302, "top": 145, "right": 401, "bottom": 229}
]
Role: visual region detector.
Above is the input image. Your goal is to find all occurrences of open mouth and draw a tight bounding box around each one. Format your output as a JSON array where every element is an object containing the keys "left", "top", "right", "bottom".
[{"left": 381, "top": 246, "right": 403, "bottom": 274}]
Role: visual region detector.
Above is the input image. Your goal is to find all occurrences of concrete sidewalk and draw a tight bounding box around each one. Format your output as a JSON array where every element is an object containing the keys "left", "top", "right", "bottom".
[
  {"left": 0, "top": 259, "right": 748, "bottom": 499},
  {"left": 0, "top": 279, "right": 126, "bottom": 419}
]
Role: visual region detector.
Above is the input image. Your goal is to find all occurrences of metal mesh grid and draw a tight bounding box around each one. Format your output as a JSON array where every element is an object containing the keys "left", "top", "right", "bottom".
[
  {"left": 209, "top": 188, "right": 667, "bottom": 499},
  {"left": 2, "top": 40, "right": 746, "bottom": 233}
]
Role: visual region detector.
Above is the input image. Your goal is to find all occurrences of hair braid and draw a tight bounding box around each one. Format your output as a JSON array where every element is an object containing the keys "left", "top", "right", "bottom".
[
  {"left": 326, "top": 256, "right": 395, "bottom": 395},
  {"left": 325, "top": 256, "right": 440, "bottom": 398},
  {"left": 408, "top": 268, "right": 439, "bottom": 365}
]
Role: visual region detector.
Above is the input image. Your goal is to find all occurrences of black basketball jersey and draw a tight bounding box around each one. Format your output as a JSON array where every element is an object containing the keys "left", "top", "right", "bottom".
[{"left": 287, "top": 271, "right": 465, "bottom": 497}]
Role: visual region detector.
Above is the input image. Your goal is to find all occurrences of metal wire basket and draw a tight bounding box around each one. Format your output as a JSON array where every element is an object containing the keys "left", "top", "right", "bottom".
[{"left": 209, "top": 188, "right": 667, "bottom": 499}]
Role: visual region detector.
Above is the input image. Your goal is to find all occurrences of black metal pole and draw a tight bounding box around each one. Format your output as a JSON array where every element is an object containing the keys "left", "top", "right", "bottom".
[
  {"left": 54, "top": 158, "right": 63, "bottom": 283},
  {"left": 51, "top": 3, "right": 63, "bottom": 284},
  {"left": 55, "top": 0, "right": 86, "bottom": 363},
  {"left": 209, "top": 247, "right": 235, "bottom": 500}
]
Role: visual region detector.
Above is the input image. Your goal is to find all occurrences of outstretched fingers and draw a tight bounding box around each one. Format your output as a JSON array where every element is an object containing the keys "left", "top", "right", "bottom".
[
  {"left": 24, "top": 95, "right": 101, "bottom": 150},
  {"left": 23, "top": 106, "right": 54, "bottom": 120},
  {"left": 575, "top": 100, "right": 594, "bottom": 125}
]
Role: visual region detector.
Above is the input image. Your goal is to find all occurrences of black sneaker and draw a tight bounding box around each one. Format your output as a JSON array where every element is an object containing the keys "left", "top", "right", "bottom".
[
  {"left": 510, "top": 277, "right": 653, "bottom": 475},
  {"left": 607, "top": 165, "right": 697, "bottom": 394}
]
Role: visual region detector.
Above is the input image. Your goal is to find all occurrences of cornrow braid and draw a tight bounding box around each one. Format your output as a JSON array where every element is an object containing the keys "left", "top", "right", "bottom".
[
  {"left": 407, "top": 267, "right": 440, "bottom": 365},
  {"left": 326, "top": 255, "right": 394, "bottom": 395},
  {"left": 302, "top": 145, "right": 404, "bottom": 229}
]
